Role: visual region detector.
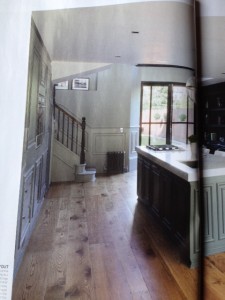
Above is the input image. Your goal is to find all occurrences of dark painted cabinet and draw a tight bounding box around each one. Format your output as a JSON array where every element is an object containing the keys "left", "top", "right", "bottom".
[
  {"left": 137, "top": 155, "right": 190, "bottom": 247},
  {"left": 137, "top": 154, "right": 196, "bottom": 266},
  {"left": 160, "top": 169, "right": 172, "bottom": 231},
  {"left": 202, "top": 82, "right": 225, "bottom": 149},
  {"left": 137, "top": 156, "right": 151, "bottom": 206},
  {"left": 171, "top": 175, "right": 190, "bottom": 246},
  {"left": 137, "top": 152, "right": 225, "bottom": 267},
  {"left": 150, "top": 163, "right": 161, "bottom": 217}
]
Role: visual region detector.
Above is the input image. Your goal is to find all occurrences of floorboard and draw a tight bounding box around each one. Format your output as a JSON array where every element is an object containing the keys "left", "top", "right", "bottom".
[{"left": 12, "top": 171, "right": 225, "bottom": 299}]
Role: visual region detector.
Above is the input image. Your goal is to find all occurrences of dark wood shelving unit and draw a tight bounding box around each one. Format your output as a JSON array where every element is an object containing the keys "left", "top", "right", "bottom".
[{"left": 201, "top": 82, "right": 225, "bottom": 145}]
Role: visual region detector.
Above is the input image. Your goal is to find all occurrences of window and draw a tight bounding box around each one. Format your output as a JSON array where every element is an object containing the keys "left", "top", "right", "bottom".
[{"left": 140, "top": 83, "right": 195, "bottom": 146}]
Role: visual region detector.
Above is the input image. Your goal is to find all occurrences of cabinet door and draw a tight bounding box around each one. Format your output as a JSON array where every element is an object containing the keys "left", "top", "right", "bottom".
[
  {"left": 41, "top": 150, "right": 48, "bottom": 199},
  {"left": 189, "top": 184, "right": 200, "bottom": 260},
  {"left": 142, "top": 159, "right": 151, "bottom": 206},
  {"left": 171, "top": 176, "right": 190, "bottom": 246},
  {"left": 27, "top": 50, "right": 41, "bottom": 147},
  {"left": 160, "top": 169, "right": 172, "bottom": 230},
  {"left": 203, "top": 184, "right": 215, "bottom": 242},
  {"left": 33, "top": 156, "right": 43, "bottom": 215},
  {"left": 137, "top": 156, "right": 151, "bottom": 206},
  {"left": 150, "top": 163, "right": 161, "bottom": 217},
  {"left": 137, "top": 157, "right": 144, "bottom": 202},
  {"left": 217, "top": 182, "right": 225, "bottom": 240},
  {"left": 20, "top": 167, "right": 34, "bottom": 247}
]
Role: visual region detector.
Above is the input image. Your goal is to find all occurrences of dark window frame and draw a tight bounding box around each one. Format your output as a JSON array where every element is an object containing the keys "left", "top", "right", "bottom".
[{"left": 139, "top": 81, "right": 195, "bottom": 145}]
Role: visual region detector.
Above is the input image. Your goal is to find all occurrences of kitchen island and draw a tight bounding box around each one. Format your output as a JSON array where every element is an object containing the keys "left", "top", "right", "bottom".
[{"left": 136, "top": 145, "right": 225, "bottom": 267}]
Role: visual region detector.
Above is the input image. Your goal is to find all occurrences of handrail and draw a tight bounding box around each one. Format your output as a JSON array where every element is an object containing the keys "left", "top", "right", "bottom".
[
  {"left": 54, "top": 102, "right": 84, "bottom": 125},
  {"left": 54, "top": 103, "right": 82, "bottom": 126}
]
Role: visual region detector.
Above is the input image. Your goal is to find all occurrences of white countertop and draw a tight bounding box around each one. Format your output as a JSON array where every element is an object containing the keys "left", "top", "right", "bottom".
[{"left": 136, "top": 145, "right": 225, "bottom": 182}]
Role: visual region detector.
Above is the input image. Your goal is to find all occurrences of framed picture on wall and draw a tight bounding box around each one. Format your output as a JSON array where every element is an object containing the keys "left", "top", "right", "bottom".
[
  {"left": 72, "top": 78, "right": 89, "bottom": 90},
  {"left": 55, "top": 81, "right": 69, "bottom": 90}
]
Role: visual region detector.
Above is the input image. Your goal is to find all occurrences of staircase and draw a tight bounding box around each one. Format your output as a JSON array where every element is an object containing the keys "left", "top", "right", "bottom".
[{"left": 53, "top": 85, "right": 96, "bottom": 182}]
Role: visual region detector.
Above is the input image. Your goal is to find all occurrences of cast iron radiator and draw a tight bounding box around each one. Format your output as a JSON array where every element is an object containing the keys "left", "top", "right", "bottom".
[{"left": 107, "top": 151, "right": 125, "bottom": 174}]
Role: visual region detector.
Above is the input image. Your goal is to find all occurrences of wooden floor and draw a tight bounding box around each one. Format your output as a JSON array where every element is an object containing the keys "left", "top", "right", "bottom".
[{"left": 12, "top": 171, "right": 225, "bottom": 299}]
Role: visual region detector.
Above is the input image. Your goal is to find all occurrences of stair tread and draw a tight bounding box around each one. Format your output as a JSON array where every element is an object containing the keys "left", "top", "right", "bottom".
[
  {"left": 75, "top": 171, "right": 96, "bottom": 183},
  {"left": 76, "top": 170, "right": 96, "bottom": 175}
]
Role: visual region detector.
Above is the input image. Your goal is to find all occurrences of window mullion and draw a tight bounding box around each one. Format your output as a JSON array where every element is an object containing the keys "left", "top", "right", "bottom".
[
  {"left": 149, "top": 85, "right": 152, "bottom": 145},
  {"left": 186, "top": 94, "right": 189, "bottom": 143},
  {"left": 166, "top": 84, "right": 172, "bottom": 144},
  {"left": 139, "top": 84, "right": 144, "bottom": 145}
]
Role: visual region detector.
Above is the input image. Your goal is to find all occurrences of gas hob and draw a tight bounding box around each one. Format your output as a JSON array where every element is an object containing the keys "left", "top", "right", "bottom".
[{"left": 146, "top": 144, "right": 180, "bottom": 151}]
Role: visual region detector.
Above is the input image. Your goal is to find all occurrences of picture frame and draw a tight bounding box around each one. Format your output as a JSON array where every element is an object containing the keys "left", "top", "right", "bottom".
[
  {"left": 72, "top": 78, "right": 89, "bottom": 90},
  {"left": 55, "top": 80, "right": 69, "bottom": 90}
]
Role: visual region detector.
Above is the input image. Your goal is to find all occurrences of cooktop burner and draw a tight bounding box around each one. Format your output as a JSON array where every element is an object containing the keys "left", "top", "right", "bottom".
[{"left": 146, "top": 144, "right": 180, "bottom": 151}]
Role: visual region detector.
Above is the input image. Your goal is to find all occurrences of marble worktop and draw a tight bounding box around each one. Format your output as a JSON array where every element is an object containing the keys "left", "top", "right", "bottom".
[{"left": 136, "top": 145, "right": 225, "bottom": 182}]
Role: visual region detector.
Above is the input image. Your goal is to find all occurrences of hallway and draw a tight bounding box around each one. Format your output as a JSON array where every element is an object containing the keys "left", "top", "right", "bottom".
[{"left": 12, "top": 171, "right": 198, "bottom": 299}]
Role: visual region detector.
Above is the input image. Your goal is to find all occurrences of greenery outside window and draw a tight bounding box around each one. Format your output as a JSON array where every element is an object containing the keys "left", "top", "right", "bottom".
[{"left": 140, "top": 82, "right": 195, "bottom": 146}]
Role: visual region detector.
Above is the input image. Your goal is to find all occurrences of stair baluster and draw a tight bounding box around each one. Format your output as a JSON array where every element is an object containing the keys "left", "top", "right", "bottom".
[
  {"left": 80, "top": 117, "right": 86, "bottom": 164},
  {"left": 54, "top": 104, "right": 85, "bottom": 157},
  {"left": 71, "top": 120, "right": 74, "bottom": 152}
]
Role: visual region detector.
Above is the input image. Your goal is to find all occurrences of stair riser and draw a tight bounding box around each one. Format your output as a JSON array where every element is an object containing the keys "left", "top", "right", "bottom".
[
  {"left": 75, "top": 173, "right": 96, "bottom": 183},
  {"left": 75, "top": 164, "right": 86, "bottom": 174}
]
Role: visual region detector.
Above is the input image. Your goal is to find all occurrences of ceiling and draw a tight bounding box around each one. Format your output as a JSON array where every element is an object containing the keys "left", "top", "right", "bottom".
[{"left": 32, "top": 0, "right": 225, "bottom": 81}]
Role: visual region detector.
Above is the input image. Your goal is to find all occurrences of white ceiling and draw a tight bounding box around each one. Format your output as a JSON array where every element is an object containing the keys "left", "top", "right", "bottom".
[{"left": 32, "top": 0, "right": 225, "bottom": 81}]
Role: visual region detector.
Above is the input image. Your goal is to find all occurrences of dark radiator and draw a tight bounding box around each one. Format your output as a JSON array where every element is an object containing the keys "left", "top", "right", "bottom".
[{"left": 107, "top": 151, "right": 125, "bottom": 174}]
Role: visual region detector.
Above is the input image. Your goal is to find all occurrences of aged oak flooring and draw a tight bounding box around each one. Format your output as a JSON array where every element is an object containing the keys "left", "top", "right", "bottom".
[{"left": 12, "top": 171, "right": 225, "bottom": 299}]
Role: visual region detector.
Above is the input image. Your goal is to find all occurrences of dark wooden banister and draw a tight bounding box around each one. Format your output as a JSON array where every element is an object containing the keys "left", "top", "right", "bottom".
[
  {"left": 53, "top": 84, "right": 86, "bottom": 163},
  {"left": 54, "top": 103, "right": 82, "bottom": 127}
]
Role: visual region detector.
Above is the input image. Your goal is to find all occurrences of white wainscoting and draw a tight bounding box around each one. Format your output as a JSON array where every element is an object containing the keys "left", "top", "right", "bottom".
[
  {"left": 93, "top": 133, "right": 125, "bottom": 154},
  {"left": 85, "top": 127, "right": 139, "bottom": 173},
  {"left": 129, "top": 127, "right": 139, "bottom": 171}
]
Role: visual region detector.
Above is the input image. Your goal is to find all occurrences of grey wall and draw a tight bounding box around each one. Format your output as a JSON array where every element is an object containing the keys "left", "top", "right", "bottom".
[
  {"left": 55, "top": 64, "right": 133, "bottom": 173},
  {"left": 55, "top": 64, "right": 132, "bottom": 128},
  {"left": 54, "top": 64, "right": 194, "bottom": 173}
]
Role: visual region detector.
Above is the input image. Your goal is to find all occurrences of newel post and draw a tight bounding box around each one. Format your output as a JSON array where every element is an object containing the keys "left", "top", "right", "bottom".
[{"left": 80, "top": 117, "right": 86, "bottom": 164}]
